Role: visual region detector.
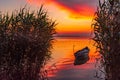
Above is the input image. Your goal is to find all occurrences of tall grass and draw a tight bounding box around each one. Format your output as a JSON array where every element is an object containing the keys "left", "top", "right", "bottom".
[
  {"left": 92, "top": 0, "right": 120, "bottom": 80},
  {"left": 0, "top": 6, "right": 56, "bottom": 80}
]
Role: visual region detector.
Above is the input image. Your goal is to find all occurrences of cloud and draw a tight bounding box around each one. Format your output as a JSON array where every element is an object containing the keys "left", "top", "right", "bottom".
[
  {"left": 26, "top": 0, "right": 98, "bottom": 18},
  {"left": 52, "top": 0, "right": 98, "bottom": 17},
  {"left": 53, "top": 0, "right": 97, "bottom": 10},
  {"left": 26, "top": 0, "right": 98, "bottom": 9},
  {"left": 26, "top": 0, "right": 98, "bottom": 10}
]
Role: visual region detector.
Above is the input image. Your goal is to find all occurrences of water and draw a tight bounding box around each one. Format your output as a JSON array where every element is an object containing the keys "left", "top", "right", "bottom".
[{"left": 46, "top": 38, "right": 98, "bottom": 80}]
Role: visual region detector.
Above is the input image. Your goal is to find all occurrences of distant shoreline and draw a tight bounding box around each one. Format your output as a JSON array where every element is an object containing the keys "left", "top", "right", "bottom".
[
  {"left": 53, "top": 32, "right": 94, "bottom": 39},
  {"left": 53, "top": 36, "right": 91, "bottom": 39}
]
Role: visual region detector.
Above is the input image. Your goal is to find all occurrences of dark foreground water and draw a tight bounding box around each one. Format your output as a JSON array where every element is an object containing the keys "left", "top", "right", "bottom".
[{"left": 45, "top": 38, "right": 100, "bottom": 80}]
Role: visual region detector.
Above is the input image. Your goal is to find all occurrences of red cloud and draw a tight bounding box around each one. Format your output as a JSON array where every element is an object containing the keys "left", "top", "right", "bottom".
[
  {"left": 51, "top": 0, "right": 97, "bottom": 18},
  {"left": 26, "top": 0, "right": 97, "bottom": 18},
  {"left": 56, "top": 4, "right": 95, "bottom": 18}
]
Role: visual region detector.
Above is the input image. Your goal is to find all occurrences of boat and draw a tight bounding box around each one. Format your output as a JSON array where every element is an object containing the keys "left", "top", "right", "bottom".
[{"left": 74, "top": 46, "right": 90, "bottom": 65}]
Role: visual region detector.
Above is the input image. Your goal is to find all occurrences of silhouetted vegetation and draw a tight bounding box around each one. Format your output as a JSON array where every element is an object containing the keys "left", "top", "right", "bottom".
[
  {"left": 0, "top": 6, "right": 56, "bottom": 80},
  {"left": 93, "top": 0, "right": 120, "bottom": 80}
]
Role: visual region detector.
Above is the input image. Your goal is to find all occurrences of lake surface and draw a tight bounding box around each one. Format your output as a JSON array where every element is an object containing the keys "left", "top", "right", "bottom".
[{"left": 45, "top": 38, "right": 99, "bottom": 80}]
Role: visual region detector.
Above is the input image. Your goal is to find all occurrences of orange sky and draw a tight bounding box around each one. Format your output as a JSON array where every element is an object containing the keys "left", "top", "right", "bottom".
[{"left": 27, "top": 0, "right": 97, "bottom": 35}]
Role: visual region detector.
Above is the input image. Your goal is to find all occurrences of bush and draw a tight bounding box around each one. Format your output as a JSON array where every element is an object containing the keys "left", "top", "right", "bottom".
[
  {"left": 0, "top": 6, "right": 56, "bottom": 80},
  {"left": 93, "top": 0, "right": 120, "bottom": 80}
]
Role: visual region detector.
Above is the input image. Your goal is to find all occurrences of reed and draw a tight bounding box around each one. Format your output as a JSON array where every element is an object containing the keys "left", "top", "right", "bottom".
[
  {"left": 0, "top": 6, "right": 56, "bottom": 80},
  {"left": 92, "top": 0, "right": 120, "bottom": 80}
]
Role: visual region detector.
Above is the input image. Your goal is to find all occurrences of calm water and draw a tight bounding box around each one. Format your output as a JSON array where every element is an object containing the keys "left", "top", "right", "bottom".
[{"left": 45, "top": 38, "right": 98, "bottom": 80}]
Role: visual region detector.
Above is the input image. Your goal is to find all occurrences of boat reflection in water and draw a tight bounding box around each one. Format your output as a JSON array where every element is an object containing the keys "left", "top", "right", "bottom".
[{"left": 74, "top": 47, "right": 90, "bottom": 65}]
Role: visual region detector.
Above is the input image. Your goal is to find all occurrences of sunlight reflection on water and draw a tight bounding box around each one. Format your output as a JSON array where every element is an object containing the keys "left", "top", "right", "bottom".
[{"left": 45, "top": 38, "right": 98, "bottom": 80}]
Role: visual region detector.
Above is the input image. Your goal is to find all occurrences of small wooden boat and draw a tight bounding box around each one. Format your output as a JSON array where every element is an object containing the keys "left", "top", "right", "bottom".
[{"left": 74, "top": 47, "right": 90, "bottom": 65}]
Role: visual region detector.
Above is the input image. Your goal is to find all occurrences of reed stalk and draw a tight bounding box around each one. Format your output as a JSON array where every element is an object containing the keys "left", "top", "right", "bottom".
[
  {"left": 0, "top": 6, "right": 56, "bottom": 80},
  {"left": 92, "top": 0, "right": 120, "bottom": 80}
]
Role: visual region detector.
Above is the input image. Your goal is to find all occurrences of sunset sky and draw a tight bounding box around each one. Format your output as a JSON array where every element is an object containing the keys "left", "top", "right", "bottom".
[{"left": 0, "top": 0, "right": 98, "bottom": 38}]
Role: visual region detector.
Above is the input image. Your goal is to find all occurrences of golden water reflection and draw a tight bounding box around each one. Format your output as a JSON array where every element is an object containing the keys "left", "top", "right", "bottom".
[
  {"left": 51, "top": 38, "right": 96, "bottom": 62},
  {"left": 46, "top": 38, "right": 97, "bottom": 80}
]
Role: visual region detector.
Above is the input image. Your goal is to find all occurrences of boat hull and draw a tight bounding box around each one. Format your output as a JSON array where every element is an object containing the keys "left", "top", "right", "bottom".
[
  {"left": 74, "top": 54, "right": 89, "bottom": 65},
  {"left": 74, "top": 47, "right": 90, "bottom": 65}
]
